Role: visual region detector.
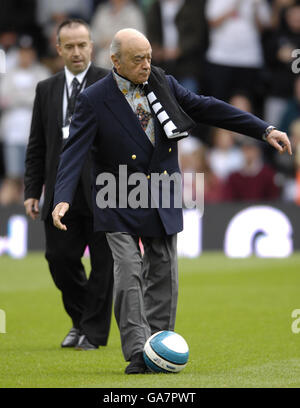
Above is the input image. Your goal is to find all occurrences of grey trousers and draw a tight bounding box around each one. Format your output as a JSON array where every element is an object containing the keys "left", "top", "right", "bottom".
[{"left": 106, "top": 232, "right": 178, "bottom": 361}]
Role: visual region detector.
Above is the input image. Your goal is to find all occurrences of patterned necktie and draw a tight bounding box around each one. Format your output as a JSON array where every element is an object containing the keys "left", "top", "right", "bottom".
[
  {"left": 136, "top": 83, "right": 155, "bottom": 145},
  {"left": 66, "top": 77, "right": 81, "bottom": 125},
  {"left": 136, "top": 103, "right": 152, "bottom": 132}
]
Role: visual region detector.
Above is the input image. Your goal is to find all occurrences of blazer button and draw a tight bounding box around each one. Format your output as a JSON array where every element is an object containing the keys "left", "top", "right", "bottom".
[{"left": 132, "top": 154, "right": 136, "bottom": 160}]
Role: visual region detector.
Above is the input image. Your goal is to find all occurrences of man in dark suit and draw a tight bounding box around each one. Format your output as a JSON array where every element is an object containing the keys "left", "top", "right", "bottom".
[
  {"left": 52, "top": 29, "right": 292, "bottom": 372},
  {"left": 24, "top": 19, "right": 114, "bottom": 350}
]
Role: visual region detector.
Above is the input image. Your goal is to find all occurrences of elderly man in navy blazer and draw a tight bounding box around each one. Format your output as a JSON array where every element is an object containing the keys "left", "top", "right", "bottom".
[{"left": 52, "top": 29, "right": 292, "bottom": 374}]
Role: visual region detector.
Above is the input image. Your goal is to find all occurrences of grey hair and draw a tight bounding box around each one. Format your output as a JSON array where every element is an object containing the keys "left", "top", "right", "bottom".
[{"left": 110, "top": 37, "right": 122, "bottom": 60}]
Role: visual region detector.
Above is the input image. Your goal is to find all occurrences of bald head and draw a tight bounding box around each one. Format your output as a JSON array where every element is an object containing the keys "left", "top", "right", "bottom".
[
  {"left": 110, "top": 29, "right": 149, "bottom": 58},
  {"left": 110, "top": 29, "right": 152, "bottom": 84}
]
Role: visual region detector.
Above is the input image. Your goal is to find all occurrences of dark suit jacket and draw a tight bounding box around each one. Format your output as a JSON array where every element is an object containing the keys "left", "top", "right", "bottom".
[
  {"left": 24, "top": 64, "right": 108, "bottom": 220},
  {"left": 53, "top": 70, "right": 270, "bottom": 237}
]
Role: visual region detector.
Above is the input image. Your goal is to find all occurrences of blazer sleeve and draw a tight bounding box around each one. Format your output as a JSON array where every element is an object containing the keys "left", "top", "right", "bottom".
[
  {"left": 24, "top": 83, "right": 46, "bottom": 200},
  {"left": 53, "top": 92, "right": 98, "bottom": 208},
  {"left": 167, "top": 75, "right": 270, "bottom": 140}
]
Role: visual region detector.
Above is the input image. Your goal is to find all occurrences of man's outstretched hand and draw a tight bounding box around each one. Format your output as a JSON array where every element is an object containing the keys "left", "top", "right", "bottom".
[
  {"left": 266, "top": 129, "right": 292, "bottom": 155},
  {"left": 52, "top": 202, "right": 70, "bottom": 231}
]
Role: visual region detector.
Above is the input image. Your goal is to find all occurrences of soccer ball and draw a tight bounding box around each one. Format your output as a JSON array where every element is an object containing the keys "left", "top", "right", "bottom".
[{"left": 143, "top": 330, "right": 189, "bottom": 373}]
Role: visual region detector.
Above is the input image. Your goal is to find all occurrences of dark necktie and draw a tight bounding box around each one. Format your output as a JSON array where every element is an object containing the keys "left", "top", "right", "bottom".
[{"left": 66, "top": 77, "right": 81, "bottom": 125}]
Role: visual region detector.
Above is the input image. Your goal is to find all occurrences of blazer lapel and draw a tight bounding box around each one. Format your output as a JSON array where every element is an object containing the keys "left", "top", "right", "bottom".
[
  {"left": 104, "top": 73, "right": 154, "bottom": 156},
  {"left": 85, "top": 64, "right": 97, "bottom": 88},
  {"left": 53, "top": 71, "right": 65, "bottom": 130},
  {"left": 148, "top": 116, "right": 163, "bottom": 169}
]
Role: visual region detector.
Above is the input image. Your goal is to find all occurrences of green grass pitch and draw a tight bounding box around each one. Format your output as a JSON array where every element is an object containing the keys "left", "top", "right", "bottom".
[{"left": 1, "top": 252, "right": 300, "bottom": 388}]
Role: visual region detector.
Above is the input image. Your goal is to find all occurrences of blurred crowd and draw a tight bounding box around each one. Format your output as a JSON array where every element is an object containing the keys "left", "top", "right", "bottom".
[{"left": 1, "top": 0, "right": 300, "bottom": 206}]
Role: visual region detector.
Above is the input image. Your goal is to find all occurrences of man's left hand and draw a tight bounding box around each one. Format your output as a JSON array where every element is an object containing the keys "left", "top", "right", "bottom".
[{"left": 266, "top": 129, "right": 292, "bottom": 155}]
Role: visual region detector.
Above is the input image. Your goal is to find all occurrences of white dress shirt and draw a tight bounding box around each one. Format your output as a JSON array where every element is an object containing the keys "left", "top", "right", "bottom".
[{"left": 62, "top": 62, "right": 91, "bottom": 125}]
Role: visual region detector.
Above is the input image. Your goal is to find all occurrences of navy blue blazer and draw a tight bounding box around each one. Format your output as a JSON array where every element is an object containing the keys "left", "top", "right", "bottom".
[{"left": 53, "top": 71, "right": 269, "bottom": 237}]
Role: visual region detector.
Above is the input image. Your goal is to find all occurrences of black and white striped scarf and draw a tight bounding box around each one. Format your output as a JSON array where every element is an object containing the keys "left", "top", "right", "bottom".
[{"left": 142, "top": 66, "right": 195, "bottom": 140}]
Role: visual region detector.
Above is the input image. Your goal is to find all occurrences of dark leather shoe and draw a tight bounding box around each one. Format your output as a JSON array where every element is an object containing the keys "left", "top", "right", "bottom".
[
  {"left": 61, "top": 327, "right": 80, "bottom": 348},
  {"left": 125, "top": 352, "right": 149, "bottom": 374},
  {"left": 75, "top": 334, "right": 98, "bottom": 350}
]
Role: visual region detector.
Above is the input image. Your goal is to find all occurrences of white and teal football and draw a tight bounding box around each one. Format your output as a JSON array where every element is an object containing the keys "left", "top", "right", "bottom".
[{"left": 143, "top": 331, "right": 189, "bottom": 373}]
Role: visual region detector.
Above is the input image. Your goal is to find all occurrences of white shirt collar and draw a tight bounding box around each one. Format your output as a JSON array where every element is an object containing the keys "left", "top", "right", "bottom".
[{"left": 64, "top": 62, "right": 91, "bottom": 88}]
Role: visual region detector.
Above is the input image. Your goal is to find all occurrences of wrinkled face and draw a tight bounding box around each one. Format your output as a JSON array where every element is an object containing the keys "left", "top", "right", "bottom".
[
  {"left": 113, "top": 37, "right": 152, "bottom": 84},
  {"left": 56, "top": 24, "right": 93, "bottom": 75}
]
